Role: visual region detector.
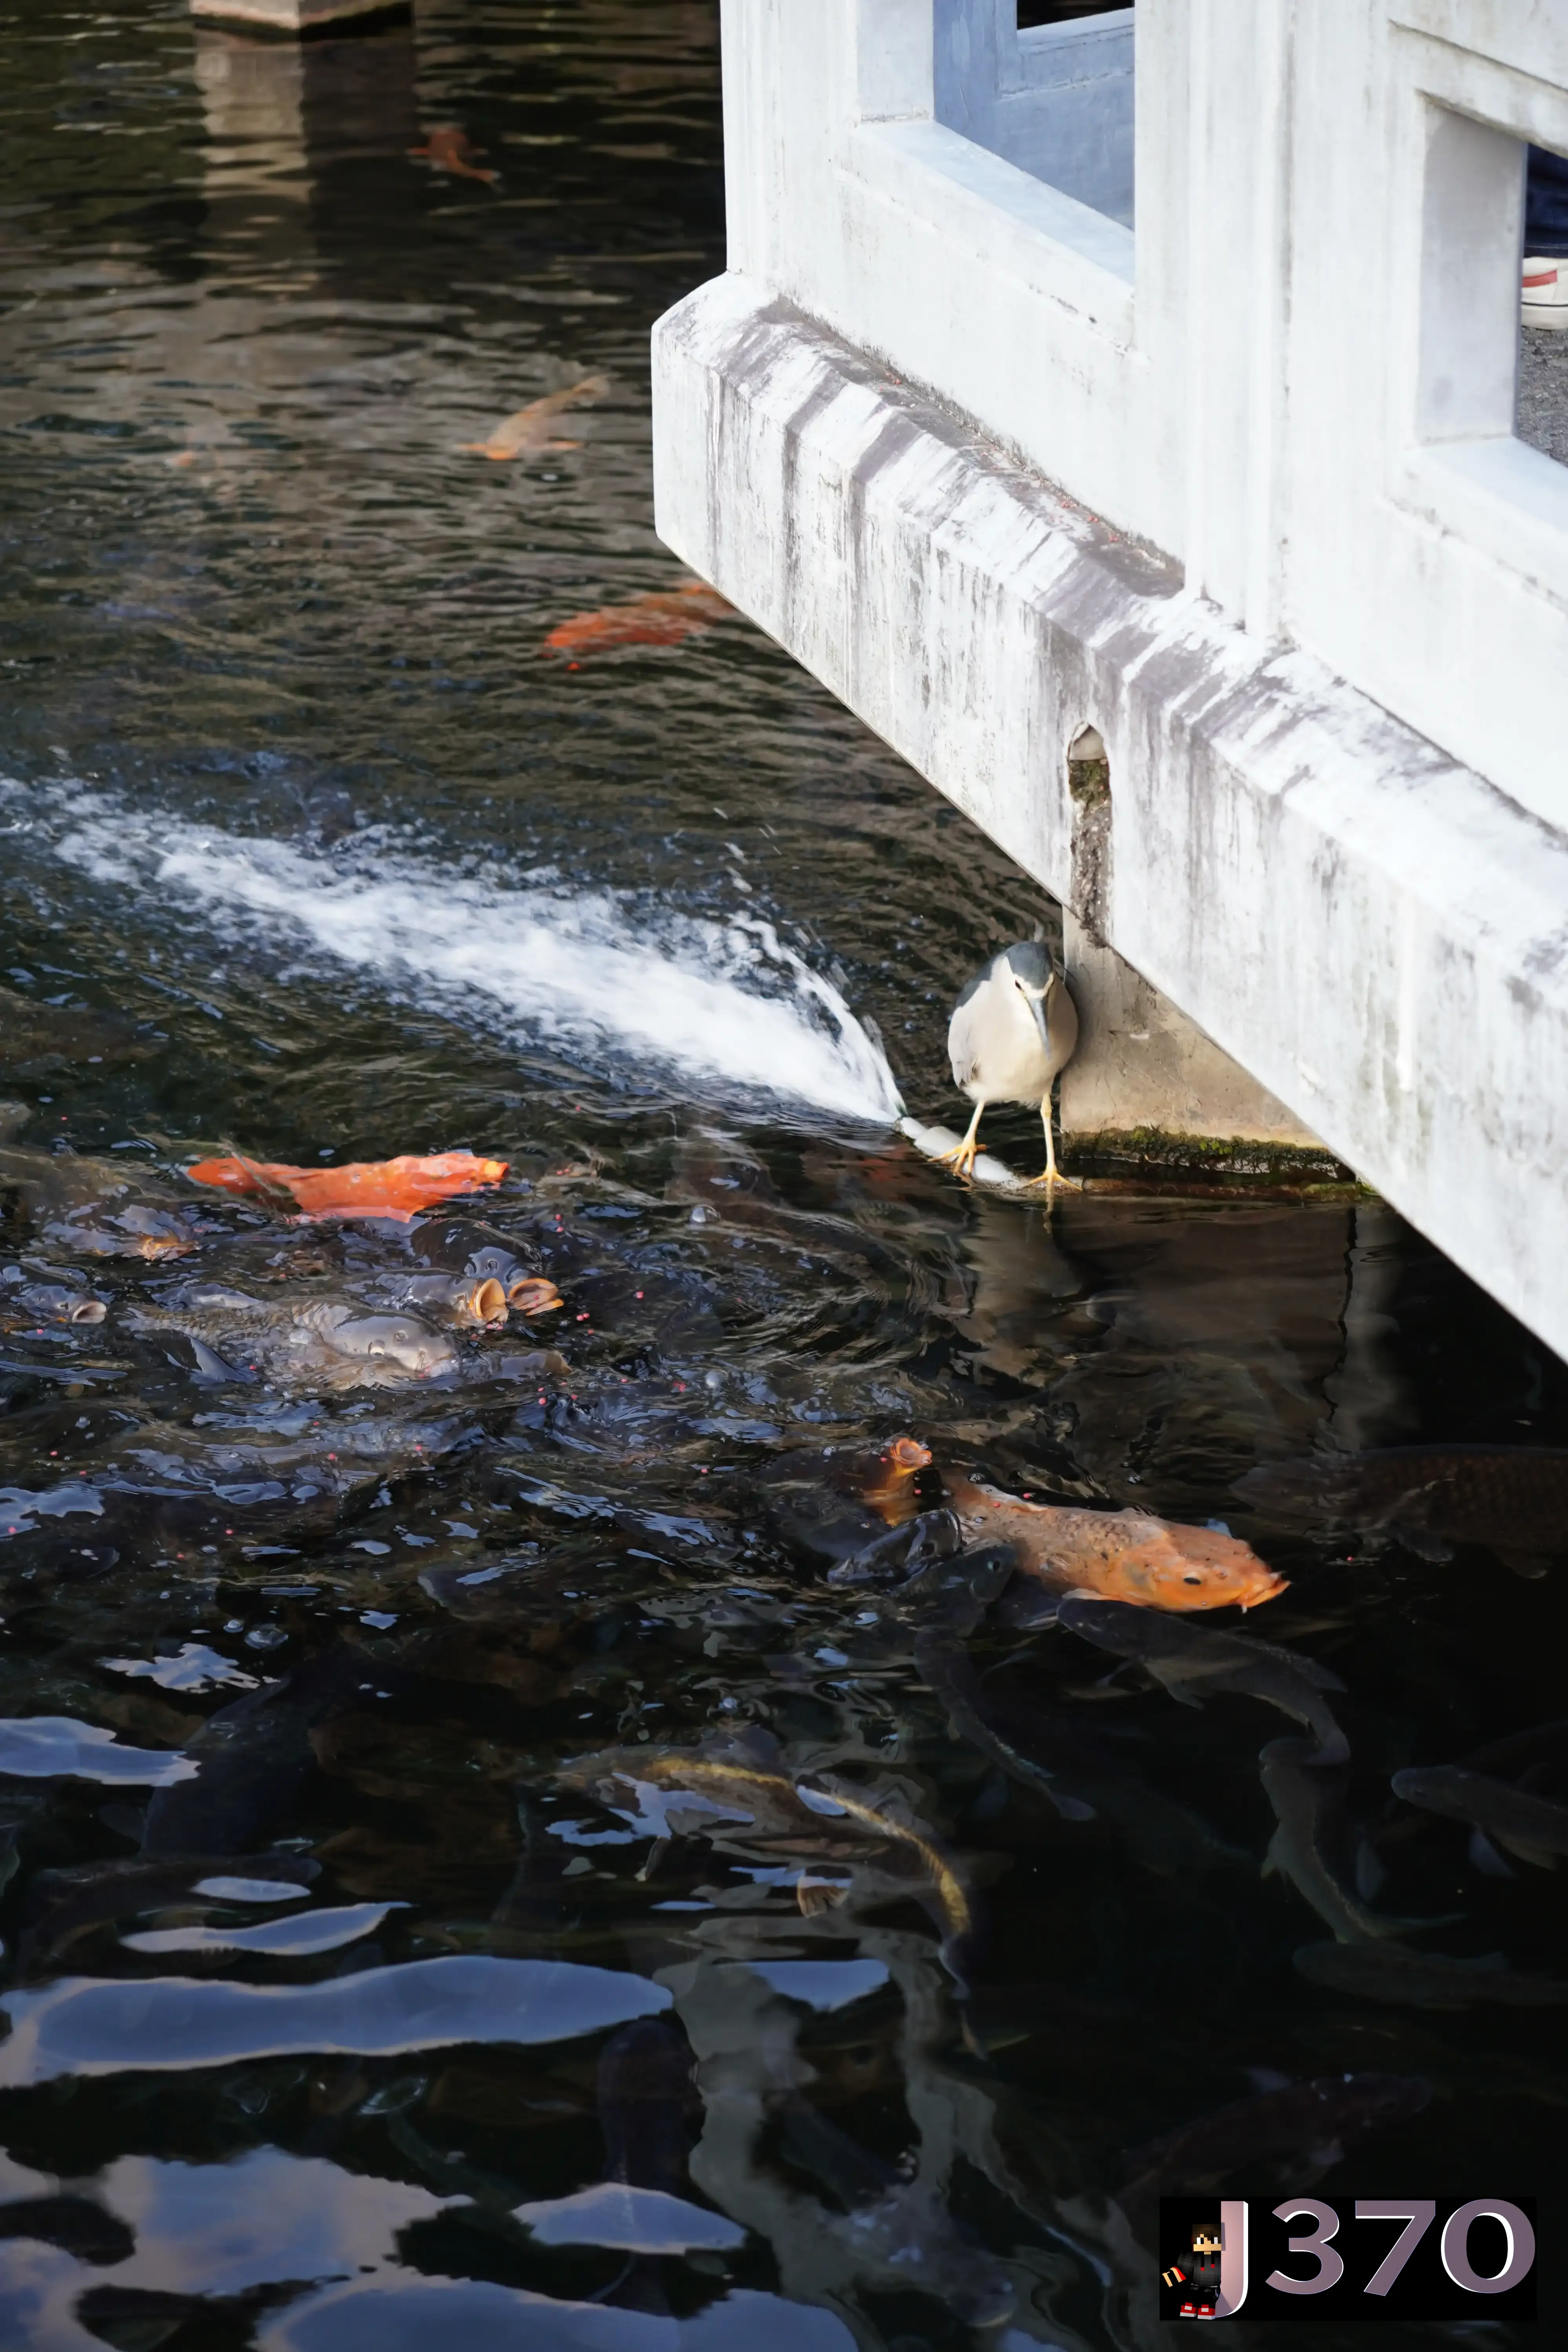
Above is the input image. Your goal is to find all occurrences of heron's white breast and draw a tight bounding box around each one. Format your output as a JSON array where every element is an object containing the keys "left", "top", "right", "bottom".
[{"left": 950, "top": 973, "right": 1054, "bottom": 1105}]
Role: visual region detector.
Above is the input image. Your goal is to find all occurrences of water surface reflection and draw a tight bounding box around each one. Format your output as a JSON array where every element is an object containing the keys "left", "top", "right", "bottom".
[{"left": 0, "top": 4, "right": 1563, "bottom": 2347}]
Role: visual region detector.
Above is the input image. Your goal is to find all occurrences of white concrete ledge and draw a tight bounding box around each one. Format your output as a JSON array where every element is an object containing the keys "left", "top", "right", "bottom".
[
  {"left": 848, "top": 121, "right": 1134, "bottom": 314},
  {"left": 653, "top": 272, "right": 1568, "bottom": 1358}
]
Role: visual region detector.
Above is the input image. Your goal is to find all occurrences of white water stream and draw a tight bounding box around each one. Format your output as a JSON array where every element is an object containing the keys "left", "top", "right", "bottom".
[{"left": 7, "top": 782, "right": 906, "bottom": 1125}]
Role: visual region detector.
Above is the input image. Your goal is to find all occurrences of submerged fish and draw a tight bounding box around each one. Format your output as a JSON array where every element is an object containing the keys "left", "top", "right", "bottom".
[
  {"left": 1461, "top": 1715, "right": 1568, "bottom": 1781},
  {"left": 0, "top": 1274, "right": 106, "bottom": 1328},
  {"left": 832, "top": 1515, "right": 968, "bottom": 1609},
  {"left": 140, "top": 1643, "right": 385, "bottom": 1859},
  {"left": 1392, "top": 1765, "right": 1568, "bottom": 1868},
  {"left": 20, "top": 1852, "right": 319, "bottom": 1971},
  {"left": 1057, "top": 1597, "right": 1348, "bottom": 1759},
  {"left": 42, "top": 1410, "right": 466, "bottom": 1553},
  {"left": 825, "top": 1507, "right": 961, "bottom": 1590},
  {"left": 559, "top": 1737, "right": 973, "bottom": 1981},
  {"left": 914, "top": 1615, "right": 1096, "bottom": 1825},
  {"left": 0, "top": 1147, "right": 201, "bottom": 1259},
  {"left": 507, "top": 2018, "right": 711, "bottom": 2313},
  {"left": 409, "top": 1218, "right": 560, "bottom": 1318},
  {"left": 598, "top": 2016, "right": 697, "bottom": 2195},
  {"left": 756, "top": 1436, "right": 934, "bottom": 1567},
  {"left": 1294, "top": 1938, "right": 1568, "bottom": 2009},
  {"left": 543, "top": 583, "right": 734, "bottom": 659},
  {"left": 944, "top": 1471, "right": 1287, "bottom": 1613},
  {"left": 460, "top": 376, "right": 610, "bottom": 461},
  {"left": 1116, "top": 2071, "right": 1428, "bottom": 2224},
  {"left": 870, "top": 1532, "right": 1013, "bottom": 1636},
  {"left": 378, "top": 1270, "right": 514, "bottom": 1329},
  {"left": 1238, "top": 1445, "right": 1568, "bottom": 1575},
  {"left": 941, "top": 1660, "right": 1250, "bottom": 1873},
  {"left": 773, "top": 2093, "right": 1015, "bottom": 2328},
  {"left": 186, "top": 1151, "right": 508, "bottom": 1224},
  {"left": 408, "top": 124, "right": 497, "bottom": 185},
  {"left": 130, "top": 1285, "right": 457, "bottom": 1391},
  {"left": 1261, "top": 1739, "right": 1451, "bottom": 1944},
  {"left": 0, "top": 983, "right": 154, "bottom": 1077}
]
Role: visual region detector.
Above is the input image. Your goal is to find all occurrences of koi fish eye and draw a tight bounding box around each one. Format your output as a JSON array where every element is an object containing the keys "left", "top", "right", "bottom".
[{"left": 1183, "top": 1572, "right": 1203, "bottom": 1584}]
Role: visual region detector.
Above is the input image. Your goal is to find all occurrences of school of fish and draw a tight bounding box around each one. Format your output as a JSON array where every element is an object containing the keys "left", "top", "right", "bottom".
[{"left": 4, "top": 938, "right": 1566, "bottom": 2334}]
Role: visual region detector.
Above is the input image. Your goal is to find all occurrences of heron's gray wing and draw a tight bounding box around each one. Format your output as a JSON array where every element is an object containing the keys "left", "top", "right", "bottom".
[
  {"left": 947, "top": 991, "right": 985, "bottom": 1090},
  {"left": 1045, "top": 972, "right": 1080, "bottom": 1075}
]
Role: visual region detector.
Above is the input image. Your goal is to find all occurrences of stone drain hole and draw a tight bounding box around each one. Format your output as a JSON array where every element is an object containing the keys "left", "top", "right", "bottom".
[{"left": 1066, "top": 724, "right": 1111, "bottom": 940}]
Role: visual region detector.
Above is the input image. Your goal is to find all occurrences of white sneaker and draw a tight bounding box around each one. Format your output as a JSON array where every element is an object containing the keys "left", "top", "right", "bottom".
[{"left": 1523, "top": 256, "right": 1568, "bottom": 329}]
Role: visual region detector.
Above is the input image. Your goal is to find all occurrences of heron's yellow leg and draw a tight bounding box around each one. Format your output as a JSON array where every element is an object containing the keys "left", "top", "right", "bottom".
[
  {"left": 1026, "top": 1093, "right": 1082, "bottom": 1190},
  {"left": 936, "top": 1100, "right": 984, "bottom": 1181}
]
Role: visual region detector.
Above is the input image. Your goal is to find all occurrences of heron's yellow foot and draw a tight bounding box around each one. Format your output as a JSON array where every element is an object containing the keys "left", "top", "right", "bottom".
[
  {"left": 936, "top": 1137, "right": 982, "bottom": 1181},
  {"left": 1024, "top": 1168, "right": 1083, "bottom": 1191}
]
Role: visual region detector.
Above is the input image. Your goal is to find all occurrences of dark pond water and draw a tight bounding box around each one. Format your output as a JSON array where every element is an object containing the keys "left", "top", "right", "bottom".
[{"left": 0, "top": 5, "right": 1564, "bottom": 2347}]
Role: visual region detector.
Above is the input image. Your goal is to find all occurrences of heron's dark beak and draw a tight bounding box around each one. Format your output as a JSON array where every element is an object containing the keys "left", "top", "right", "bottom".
[{"left": 1027, "top": 980, "right": 1055, "bottom": 1052}]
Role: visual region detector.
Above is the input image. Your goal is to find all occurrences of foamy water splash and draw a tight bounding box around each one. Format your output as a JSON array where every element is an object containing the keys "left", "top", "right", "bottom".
[{"left": 15, "top": 785, "right": 904, "bottom": 1124}]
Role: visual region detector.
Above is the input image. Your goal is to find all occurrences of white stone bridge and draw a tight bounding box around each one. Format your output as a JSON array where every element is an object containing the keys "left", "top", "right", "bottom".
[{"left": 652, "top": 0, "right": 1568, "bottom": 1358}]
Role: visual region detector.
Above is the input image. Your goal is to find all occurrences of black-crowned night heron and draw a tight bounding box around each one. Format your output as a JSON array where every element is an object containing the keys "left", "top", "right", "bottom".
[{"left": 940, "top": 939, "right": 1080, "bottom": 1185}]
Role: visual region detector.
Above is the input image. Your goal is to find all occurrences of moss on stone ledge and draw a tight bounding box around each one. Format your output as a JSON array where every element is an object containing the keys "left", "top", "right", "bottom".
[{"left": 1066, "top": 1125, "right": 1368, "bottom": 1194}]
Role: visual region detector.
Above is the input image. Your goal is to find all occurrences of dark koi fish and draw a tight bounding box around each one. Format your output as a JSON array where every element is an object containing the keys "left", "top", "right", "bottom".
[{"left": 1238, "top": 1445, "right": 1568, "bottom": 1577}]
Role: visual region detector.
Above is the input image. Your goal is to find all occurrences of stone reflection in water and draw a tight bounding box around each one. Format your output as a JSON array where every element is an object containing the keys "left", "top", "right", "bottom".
[
  {"left": 194, "top": 24, "right": 419, "bottom": 219},
  {"left": 951, "top": 1193, "right": 1413, "bottom": 1518},
  {"left": 194, "top": 30, "right": 319, "bottom": 209}
]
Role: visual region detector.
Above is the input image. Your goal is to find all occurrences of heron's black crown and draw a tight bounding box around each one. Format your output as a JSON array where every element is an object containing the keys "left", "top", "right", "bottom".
[
  {"left": 1002, "top": 939, "right": 1055, "bottom": 992},
  {"left": 951, "top": 940, "right": 1056, "bottom": 1015}
]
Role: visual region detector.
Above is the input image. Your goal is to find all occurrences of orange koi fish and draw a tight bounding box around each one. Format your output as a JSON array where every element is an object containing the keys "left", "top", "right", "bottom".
[
  {"left": 942, "top": 1470, "right": 1287, "bottom": 1613},
  {"left": 460, "top": 375, "right": 610, "bottom": 461},
  {"left": 186, "top": 1151, "right": 508, "bottom": 1225},
  {"left": 862, "top": 1435, "right": 935, "bottom": 1517},
  {"left": 409, "top": 125, "right": 497, "bottom": 186},
  {"left": 543, "top": 581, "right": 733, "bottom": 659}
]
